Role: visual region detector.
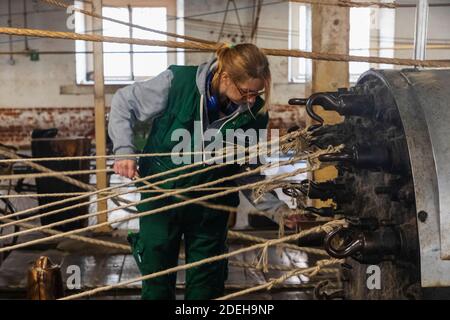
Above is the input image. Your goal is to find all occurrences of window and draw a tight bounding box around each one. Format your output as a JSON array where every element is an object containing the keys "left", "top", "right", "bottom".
[
  {"left": 75, "top": 1, "right": 179, "bottom": 84},
  {"left": 288, "top": 3, "right": 312, "bottom": 83},
  {"left": 289, "top": 6, "right": 395, "bottom": 83},
  {"left": 349, "top": 8, "right": 371, "bottom": 83},
  {"left": 350, "top": 8, "right": 395, "bottom": 82}
]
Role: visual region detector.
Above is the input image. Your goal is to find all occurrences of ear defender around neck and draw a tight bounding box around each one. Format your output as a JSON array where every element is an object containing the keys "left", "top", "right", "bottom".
[
  {"left": 206, "top": 71, "right": 220, "bottom": 114},
  {"left": 206, "top": 70, "right": 240, "bottom": 117}
]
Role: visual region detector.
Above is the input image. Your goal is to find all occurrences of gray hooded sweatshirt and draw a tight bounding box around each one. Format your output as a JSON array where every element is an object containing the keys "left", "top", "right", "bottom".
[
  {"left": 108, "top": 58, "right": 290, "bottom": 220},
  {"left": 108, "top": 58, "right": 248, "bottom": 157}
]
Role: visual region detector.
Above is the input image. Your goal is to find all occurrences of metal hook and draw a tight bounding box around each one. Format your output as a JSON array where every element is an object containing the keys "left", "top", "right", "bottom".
[
  {"left": 324, "top": 226, "right": 364, "bottom": 259},
  {"left": 306, "top": 93, "right": 341, "bottom": 131}
]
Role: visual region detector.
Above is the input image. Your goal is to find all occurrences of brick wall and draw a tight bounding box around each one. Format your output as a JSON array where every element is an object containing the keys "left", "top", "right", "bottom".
[
  {"left": 0, "top": 107, "right": 99, "bottom": 148},
  {"left": 0, "top": 104, "right": 306, "bottom": 148},
  {"left": 268, "top": 104, "right": 307, "bottom": 136}
]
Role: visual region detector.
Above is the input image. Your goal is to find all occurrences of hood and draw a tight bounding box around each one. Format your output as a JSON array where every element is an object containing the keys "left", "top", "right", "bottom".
[
  {"left": 195, "top": 57, "right": 249, "bottom": 116},
  {"left": 195, "top": 57, "right": 217, "bottom": 96}
]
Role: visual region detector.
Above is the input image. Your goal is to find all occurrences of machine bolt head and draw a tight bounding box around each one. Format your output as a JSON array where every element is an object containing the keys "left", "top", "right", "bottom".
[{"left": 418, "top": 211, "right": 428, "bottom": 223}]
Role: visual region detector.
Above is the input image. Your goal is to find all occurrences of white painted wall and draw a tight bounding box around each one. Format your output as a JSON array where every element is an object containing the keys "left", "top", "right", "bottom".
[
  {"left": 0, "top": 0, "right": 449, "bottom": 109},
  {"left": 394, "top": 0, "right": 450, "bottom": 61},
  {"left": 0, "top": 0, "right": 111, "bottom": 108},
  {"left": 183, "top": 0, "right": 307, "bottom": 104}
]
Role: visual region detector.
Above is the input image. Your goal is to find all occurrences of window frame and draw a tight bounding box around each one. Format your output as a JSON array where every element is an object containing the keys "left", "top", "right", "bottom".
[
  {"left": 288, "top": 2, "right": 312, "bottom": 84},
  {"left": 75, "top": 0, "right": 180, "bottom": 85},
  {"left": 288, "top": 4, "right": 395, "bottom": 84}
]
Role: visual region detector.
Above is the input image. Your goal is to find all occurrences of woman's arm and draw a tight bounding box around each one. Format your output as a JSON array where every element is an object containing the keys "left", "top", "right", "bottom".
[{"left": 108, "top": 69, "right": 173, "bottom": 178}]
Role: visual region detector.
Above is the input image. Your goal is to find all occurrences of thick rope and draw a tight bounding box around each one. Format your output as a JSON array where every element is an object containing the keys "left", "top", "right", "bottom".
[
  {"left": 10, "top": 217, "right": 323, "bottom": 271},
  {"left": 60, "top": 220, "right": 344, "bottom": 300},
  {"left": 0, "top": 159, "right": 228, "bottom": 230},
  {"left": 0, "top": 146, "right": 98, "bottom": 192},
  {"left": 216, "top": 258, "right": 343, "bottom": 300},
  {"left": 39, "top": 0, "right": 216, "bottom": 45},
  {"left": 2, "top": 218, "right": 131, "bottom": 251},
  {"left": 7, "top": 218, "right": 339, "bottom": 274},
  {"left": 0, "top": 146, "right": 135, "bottom": 211},
  {"left": 142, "top": 181, "right": 238, "bottom": 213},
  {"left": 0, "top": 130, "right": 302, "bottom": 231},
  {"left": 7, "top": 218, "right": 327, "bottom": 273},
  {"left": 0, "top": 168, "right": 112, "bottom": 181},
  {"left": 0, "top": 151, "right": 208, "bottom": 164},
  {"left": 0, "top": 154, "right": 316, "bottom": 242},
  {"left": 0, "top": 134, "right": 331, "bottom": 242},
  {"left": 0, "top": 133, "right": 286, "bottom": 229},
  {"left": 290, "top": 0, "right": 397, "bottom": 8},
  {"left": 227, "top": 230, "right": 327, "bottom": 256},
  {"left": 0, "top": 128, "right": 297, "bottom": 224},
  {"left": 0, "top": 154, "right": 336, "bottom": 252},
  {"left": 0, "top": 187, "right": 233, "bottom": 199},
  {"left": 3, "top": 217, "right": 330, "bottom": 272},
  {"left": 0, "top": 27, "right": 448, "bottom": 68}
]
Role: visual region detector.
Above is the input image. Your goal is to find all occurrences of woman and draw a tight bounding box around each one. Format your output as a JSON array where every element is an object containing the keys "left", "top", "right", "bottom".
[{"left": 109, "top": 43, "right": 271, "bottom": 300}]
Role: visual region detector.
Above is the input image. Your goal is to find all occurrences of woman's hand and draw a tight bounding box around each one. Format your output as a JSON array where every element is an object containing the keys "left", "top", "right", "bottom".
[
  {"left": 113, "top": 159, "right": 137, "bottom": 179},
  {"left": 275, "top": 205, "right": 311, "bottom": 229},
  {"left": 284, "top": 214, "right": 304, "bottom": 229}
]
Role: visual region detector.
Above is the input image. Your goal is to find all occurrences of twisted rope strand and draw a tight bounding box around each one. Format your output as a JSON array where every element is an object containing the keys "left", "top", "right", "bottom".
[
  {"left": 0, "top": 153, "right": 337, "bottom": 252},
  {"left": 0, "top": 130, "right": 293, "bottom": 229},
  {"left": 0, "top": 27, "right": 448, "bottom": 68},
  {"left": 60, "top": 220, "right": 344, "bottom": 300}
]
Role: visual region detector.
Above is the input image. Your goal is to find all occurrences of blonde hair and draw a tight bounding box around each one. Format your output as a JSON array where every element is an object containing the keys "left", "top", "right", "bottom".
[{"left": 212, "top": 43, "right": 271, "bottom": 108}]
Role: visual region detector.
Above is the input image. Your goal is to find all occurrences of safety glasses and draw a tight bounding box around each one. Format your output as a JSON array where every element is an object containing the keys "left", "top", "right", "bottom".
[{"left": 231, "top": 79, "right": 265, "bottom": 99}]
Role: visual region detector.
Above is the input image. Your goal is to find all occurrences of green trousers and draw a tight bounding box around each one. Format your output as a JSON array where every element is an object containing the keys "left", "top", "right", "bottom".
[{"left": 128, "top": 194, "right": 230, "bottom": 300}]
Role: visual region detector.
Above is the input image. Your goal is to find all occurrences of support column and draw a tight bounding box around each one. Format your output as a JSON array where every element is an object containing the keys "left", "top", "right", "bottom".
[
  {"left": 311, "top": 4, "right": 349, "bottom": 206},
  {"left": 92, "top": 0, "right": 111, "bottom": 233}
]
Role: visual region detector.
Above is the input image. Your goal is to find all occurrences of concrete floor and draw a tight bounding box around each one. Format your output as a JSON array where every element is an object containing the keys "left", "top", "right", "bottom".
[
  {"left": 0, "top": 243, "right": 317, "bottom": 300},
  {"left": 0, "top": 173, "right": 333, "bottom": 300}
]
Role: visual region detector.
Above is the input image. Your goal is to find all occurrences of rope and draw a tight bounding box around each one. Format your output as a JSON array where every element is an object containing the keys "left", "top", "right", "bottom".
[
  {"left": 0, "top": 27, "right": 448, "bottom": 68},
  {"left": 0, "top": 187, "right": 233, "bottom": 199},
  {"left": 180, "top": 253, "right": 338, "bottom": 273},
  {"left": 7, "top": 220, "right": 329, "bottom": 272},
  {"left": 0, "top": 168, "right": 112, "bottom": 181},
  {"left": 12, "top": 218, "right": 327, "bottom": 269},
  {"left": 0, "top": 146, "right": 97, "bottom": 192},
  {"left": 6, "top": 217, "right": 330, "bottom": 269},
  {"left": 0, "top": 134, "right": 284, "bottom": 229},
  {"left": 0, "top": 146, "right": 239, "bottom": 225},
  {"left": 59, "top": 220, "right": 344, "bottom": 300},
  {"left": 0, "top": 151, "right": 208, "bottom": 164},
  {"left": 2, "top": 217, "right": 131, "bottom": 251},
  {"left": 289, "top": 0, "right": 397, "bottom": 8},
  {"left": 0, "top": 134, "right": 332, "bottom": 243},
  {"left": 0, "top": 130, "right": 301, "bottom": 231},
  {"left": 0, "top": 154, "right": 308, "bottom": 242},
  {"left": 5, "top": 218, "right": 337, "bottom": 273},
  {"left": 216, "top": 258, "right": 343, "bottom": 300},
  {"left": 0, "top": 127, "right": 297, "bottom": 224},
  {"left": 39, "top": 0, "right": 216, "bottom": 45},
  {"left": 0, "top": 160, "right": 230, "bottom": 230},
  {"left": 227, "top": 230, "right": 328, "bottom": 256},
  {"left": 143, "top": 183, "right": 238, "bottom": 213},
  {"left": 8, "top": 218, "right": 338, "bottom": 274},
  {"left": 77, "top": 282, "right": 340, "bottom": 291},
  {"left": 0, "top": 151, "right": 337, "bottom": 252},
  {"left": 0, "top": 146, "right": 135, "bottom": 211}
]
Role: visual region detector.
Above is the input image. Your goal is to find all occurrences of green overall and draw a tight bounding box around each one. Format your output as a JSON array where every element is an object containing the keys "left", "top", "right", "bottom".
[{"left": 128, "top": 65, "right": 268, "bottom": 300}]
